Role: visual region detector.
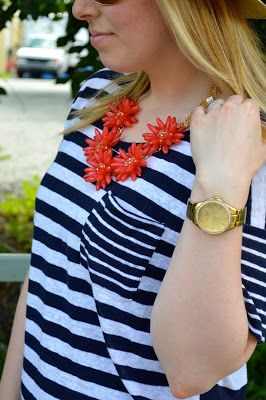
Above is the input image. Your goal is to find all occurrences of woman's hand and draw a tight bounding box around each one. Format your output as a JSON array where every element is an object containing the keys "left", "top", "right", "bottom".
[{"left": 190, "top": 95, "right": 266, "bottom": 207}]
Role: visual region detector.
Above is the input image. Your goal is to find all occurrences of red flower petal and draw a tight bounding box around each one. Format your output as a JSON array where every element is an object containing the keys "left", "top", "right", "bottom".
[
  {"left": 130, "top": 171, "right": 137, "bottom": 181},
  {"left": 162, "top": 144, "right": 169, "bottom": 154},
  {"left": 118, "top": 148, "right": 129, "bottom": 159},
  {"left": 156, "top": 118, "right": 165, "bottom": 130}
]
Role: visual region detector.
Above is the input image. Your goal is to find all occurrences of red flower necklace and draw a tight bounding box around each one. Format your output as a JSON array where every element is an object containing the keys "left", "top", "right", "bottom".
[{"left": 83, "top": 85, "right": 221, "bottom": 191}]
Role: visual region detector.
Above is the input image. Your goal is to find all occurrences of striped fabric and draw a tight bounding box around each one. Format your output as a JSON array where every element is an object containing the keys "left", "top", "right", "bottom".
[{"left": 21, "top": 68, "right": 266, "bottom": 400}]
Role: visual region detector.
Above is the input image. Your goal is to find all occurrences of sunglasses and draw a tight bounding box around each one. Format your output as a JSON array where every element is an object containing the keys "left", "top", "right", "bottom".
[{"left": 93, "top": 0, "right": 121, "bottom": 5}]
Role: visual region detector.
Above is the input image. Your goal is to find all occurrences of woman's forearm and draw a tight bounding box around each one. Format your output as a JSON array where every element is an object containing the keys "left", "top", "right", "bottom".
[
  {"left": 150, "top": 182, "right": 250, "bottom": 398},
  {"left": 151, "top": 220, "right": 248, "bottom": 397}
]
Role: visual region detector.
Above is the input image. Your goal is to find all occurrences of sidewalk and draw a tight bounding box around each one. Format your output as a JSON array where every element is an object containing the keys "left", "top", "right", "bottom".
[{"left": 0, "top": 77, "right": 73, "bottom": 193}]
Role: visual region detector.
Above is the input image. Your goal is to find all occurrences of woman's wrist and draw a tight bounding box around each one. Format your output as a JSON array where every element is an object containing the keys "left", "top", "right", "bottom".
[{"left": 190, "top": 173, "right": 250, "bottom": 209}]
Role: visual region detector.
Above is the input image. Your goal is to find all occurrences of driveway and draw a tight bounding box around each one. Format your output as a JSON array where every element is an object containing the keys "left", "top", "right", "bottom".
[{"left": 0, "top": 77, "right": 73, "bottom": 193}]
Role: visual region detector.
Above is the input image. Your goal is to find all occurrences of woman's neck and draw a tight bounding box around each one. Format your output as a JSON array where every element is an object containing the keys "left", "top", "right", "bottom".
[{"left": 142, "top": 55, "right": 214, "bottom": 119}]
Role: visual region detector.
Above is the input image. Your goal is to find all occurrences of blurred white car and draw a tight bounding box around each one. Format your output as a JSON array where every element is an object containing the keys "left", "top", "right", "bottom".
[{"left": 16, "top": 34, "right": 68, "bottom": 78}]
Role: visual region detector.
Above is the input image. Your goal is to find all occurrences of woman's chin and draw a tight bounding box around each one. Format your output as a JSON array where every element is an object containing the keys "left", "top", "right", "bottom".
[{"left": 98, "top": 55, "right": 140, "bottom": 74}]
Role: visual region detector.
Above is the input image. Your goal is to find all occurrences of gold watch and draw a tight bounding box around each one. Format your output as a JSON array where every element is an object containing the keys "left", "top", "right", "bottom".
[{"left": 186, "top": 196, "right": 247, "bottom": 234}]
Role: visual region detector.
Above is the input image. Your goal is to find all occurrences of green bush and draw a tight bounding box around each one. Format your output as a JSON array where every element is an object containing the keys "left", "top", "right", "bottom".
[
  {"left": 247, "top": 341, "right": 266, "bottom": 399},
  {"left": 0, "top": 175, "right": 40, "bottom": 252}
]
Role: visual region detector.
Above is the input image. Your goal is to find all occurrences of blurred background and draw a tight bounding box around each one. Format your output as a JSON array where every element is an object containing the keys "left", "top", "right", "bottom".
[
  {"left": 0, "top": 0, "right": 105, "bottom": 191},
  {"left": 0, "top": 0, "right": 104, "bottom": 93},
  {"left": 0, "top": 1, "right": 265, "bottom": 398}
]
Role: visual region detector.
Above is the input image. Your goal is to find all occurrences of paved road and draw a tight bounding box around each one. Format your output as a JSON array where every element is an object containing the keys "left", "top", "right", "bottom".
[{"left": 0, "top": 77, "right": 73, "bottom": 193}]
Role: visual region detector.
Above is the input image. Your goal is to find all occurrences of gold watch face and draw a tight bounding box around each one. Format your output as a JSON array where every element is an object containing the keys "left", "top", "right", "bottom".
[{"left": 196, "top": 200, "right": 231, "bottom": 234}]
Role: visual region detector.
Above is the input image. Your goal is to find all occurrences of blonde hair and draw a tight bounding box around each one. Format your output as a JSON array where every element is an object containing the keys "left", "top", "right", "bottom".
[{"left": 66, "top": 0, "right": 266, "bottom": 140}]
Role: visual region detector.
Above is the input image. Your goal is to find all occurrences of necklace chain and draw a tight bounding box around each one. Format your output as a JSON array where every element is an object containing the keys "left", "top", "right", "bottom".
[
  {"left": 176, "top": 84, "right": 221, "bottom": 128},
  {"left": 135, "top": 83, "right": 221, "bottom": 128}
]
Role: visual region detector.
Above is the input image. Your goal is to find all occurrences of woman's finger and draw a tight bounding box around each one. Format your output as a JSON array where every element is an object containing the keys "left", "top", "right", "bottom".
[
  {"left": 223, "top": 94, "right": 243, "bottom": 105},
  {"left": 191, "top": 106, "right": 206, "bottom": 124},
  {"left": 243, "top": 98, "right": 260, "bottom": 111}
]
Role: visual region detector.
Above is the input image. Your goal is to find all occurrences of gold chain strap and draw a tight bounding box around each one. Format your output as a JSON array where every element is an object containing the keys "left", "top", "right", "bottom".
[{"left": 177, "top": 84, "right": 221, "bottom": 128}]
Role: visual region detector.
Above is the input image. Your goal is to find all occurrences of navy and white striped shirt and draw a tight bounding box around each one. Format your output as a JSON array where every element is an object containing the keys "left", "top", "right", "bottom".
[{"left": 21, "top": 69, "right": 266, "bottom": 400}]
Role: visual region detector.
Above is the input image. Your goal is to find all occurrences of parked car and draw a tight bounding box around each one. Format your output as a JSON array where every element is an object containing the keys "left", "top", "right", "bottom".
[
  {"left": 64, "top": 29, "right": 90, "bottom": 75},
  {"left": 15, "top": 34, "right": 69, "bottom": 78}
]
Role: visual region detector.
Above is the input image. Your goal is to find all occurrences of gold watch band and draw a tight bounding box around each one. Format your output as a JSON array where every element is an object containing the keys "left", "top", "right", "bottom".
[{"left": 186, "top": 197, "right": 247, "bottom": 232}]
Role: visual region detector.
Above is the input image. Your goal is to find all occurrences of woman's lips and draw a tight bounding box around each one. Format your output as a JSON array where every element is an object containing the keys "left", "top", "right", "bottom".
[{"left": 90, "top": 33, "right": 114, "bottom": 46}]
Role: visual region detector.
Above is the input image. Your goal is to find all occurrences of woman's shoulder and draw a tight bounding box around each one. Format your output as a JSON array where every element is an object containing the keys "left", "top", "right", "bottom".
[
  {"left": 64, "top": 68, "right": 123, "bottom": 130},
  {"left": 75, "top": 68, "right": 124, "bottom": 102}
]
